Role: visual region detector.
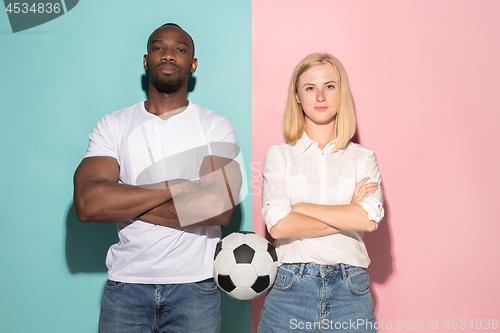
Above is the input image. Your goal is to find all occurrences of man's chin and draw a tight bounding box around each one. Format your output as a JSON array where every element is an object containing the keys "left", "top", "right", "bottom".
[{"left": 151, "top": 80, "right": 185, "bottom": 94}]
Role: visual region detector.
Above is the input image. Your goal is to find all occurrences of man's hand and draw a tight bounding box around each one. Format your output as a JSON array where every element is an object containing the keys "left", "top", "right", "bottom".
[
  {"left": 166, "top": 179, "right": 200, "bottom": 198},
  {"left": 139, "top": 155, "right": 242, "bottom": 228}
]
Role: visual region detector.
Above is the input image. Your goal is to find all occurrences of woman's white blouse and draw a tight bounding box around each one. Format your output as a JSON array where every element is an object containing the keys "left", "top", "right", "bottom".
[{"left": 261, "top": 133, "right": 384, "bottom": 268}]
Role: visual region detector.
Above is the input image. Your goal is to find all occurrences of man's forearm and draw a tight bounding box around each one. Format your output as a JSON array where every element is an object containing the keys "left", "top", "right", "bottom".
[
  {"left": 137, "top": 200, "right": 180, "bottom": 227},
  {"left": 139, "top": 202, "right": 235, "bottom": 228},
  {"left": 139, "top": 184, "right": 234, "bottom": 227},
  {"left": 142, "top": 157, "right": 242, "bottom": 228},
  {"left": 75, "top": 181, "right": 172, "bottom": 223}
]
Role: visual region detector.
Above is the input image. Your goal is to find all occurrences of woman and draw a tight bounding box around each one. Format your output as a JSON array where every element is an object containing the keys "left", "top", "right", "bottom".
[{"left": 258, "top": 53, "right": 384, "bottom": 333}]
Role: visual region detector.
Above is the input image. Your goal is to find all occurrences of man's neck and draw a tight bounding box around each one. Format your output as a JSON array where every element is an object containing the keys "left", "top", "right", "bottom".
[{"left": 146, "top": 86, "right": 189, "bottom": 116}]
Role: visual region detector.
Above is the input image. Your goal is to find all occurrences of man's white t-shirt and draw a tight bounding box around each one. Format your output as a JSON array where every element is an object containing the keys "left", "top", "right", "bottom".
[{"left": 85, "top": 101, "right": 237, "bottom": 284}]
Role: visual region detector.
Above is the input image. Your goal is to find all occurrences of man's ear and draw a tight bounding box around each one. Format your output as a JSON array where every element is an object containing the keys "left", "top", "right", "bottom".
[
  {"left": 190, "top": 58, "right": 198, "bottom": 73},
  {"left": 143, "top": 54, "right": 148, "bottom": 70}
]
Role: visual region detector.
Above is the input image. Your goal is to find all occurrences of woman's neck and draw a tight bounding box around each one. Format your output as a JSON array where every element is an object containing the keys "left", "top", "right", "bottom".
[{"left": 305, "top": 120, "right": 336, "bottom": 150}]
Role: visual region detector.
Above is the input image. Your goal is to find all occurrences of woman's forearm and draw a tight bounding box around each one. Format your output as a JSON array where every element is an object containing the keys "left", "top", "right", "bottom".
[
  {"left": 269, "top": 211, "right": 341, "bottom": 239},
  {"left": 292, "top": 203, "right": 377, "bottom": 232}
]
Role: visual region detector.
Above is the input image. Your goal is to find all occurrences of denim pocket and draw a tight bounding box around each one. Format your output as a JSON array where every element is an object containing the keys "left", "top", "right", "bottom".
[
  {"left": 272, "top": 267, "right": 296, "bottom": 291},
  {"left": 104, "top": 279, "right": 124, "bottom": 291},
  {"left": 346, "top": 268, "right": 371, "bottom": 296},
  {"left": 191, "top": 278, "right": 218, "bottom": 294}
]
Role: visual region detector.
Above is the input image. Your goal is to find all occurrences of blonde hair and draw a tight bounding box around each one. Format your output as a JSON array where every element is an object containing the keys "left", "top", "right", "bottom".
[{"left": 282, "top": 53, "right": 356, "bottom": 149}]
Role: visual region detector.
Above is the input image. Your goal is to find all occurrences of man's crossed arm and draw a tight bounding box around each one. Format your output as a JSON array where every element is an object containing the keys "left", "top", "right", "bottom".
[{"left": 73, "top": 155, "right": 242, "bottom": 228}]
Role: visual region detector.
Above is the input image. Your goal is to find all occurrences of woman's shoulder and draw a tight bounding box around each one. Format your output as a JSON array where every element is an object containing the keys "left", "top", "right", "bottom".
[
  {"left": 262, "top": 142, "right": 290, "bottom": 163},
  {"left": 344, "top": 141, "right": 377, "bottom": 157},
  {"left": 265, "top": 141, "right": 300, "bottom": 156},
  {"left": 267, "top": 141, "right": 288, "bottom": 150}
]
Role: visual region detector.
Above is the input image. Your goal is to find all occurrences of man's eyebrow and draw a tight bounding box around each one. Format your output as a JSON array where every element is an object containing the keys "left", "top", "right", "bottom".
[
  {"left": 150, "top": 39, "right": 189, "bottom": 47},
  {"left": 175, "top": 40, "right": 189, "bottom": 47}
]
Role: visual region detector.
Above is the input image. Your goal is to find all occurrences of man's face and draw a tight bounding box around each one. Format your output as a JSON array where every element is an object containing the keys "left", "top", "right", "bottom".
[{"left": 143, "top": 26, "right": 197, "bottom": 94}]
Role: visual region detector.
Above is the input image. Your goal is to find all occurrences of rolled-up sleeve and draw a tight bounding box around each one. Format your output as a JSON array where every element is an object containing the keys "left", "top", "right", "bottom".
[
  {"left": 261, "top": 146, "right": 292, "bottom": 232},
  {"left": 358, "top": 152, "right": 384, "bottom": 227}
]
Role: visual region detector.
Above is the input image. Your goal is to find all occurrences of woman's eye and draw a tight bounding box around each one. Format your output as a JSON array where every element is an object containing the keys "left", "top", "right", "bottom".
[
  {"left": 327, "top": 84, "right": 335, "bottom": 89},
  {"left": 306, "top": 87, "right": 314, "bottom": 91}
]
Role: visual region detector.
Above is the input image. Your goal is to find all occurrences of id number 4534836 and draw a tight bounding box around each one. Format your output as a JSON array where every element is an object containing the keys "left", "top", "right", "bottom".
[
  {"left": 5, "top": 3, "right": 61, "bottom": 14},
  {"left": 444, "top": 319, "right": 498, "bottom": 330}
]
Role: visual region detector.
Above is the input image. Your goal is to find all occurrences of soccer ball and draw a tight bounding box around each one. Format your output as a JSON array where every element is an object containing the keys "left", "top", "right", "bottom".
[{"left": 214, "top": 231, "right": 278, "bottom": 300}]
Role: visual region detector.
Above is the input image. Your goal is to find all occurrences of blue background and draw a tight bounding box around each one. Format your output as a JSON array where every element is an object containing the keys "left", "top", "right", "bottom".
[{"left": 0, "top": 1, "right": 252, "bottom": 332}]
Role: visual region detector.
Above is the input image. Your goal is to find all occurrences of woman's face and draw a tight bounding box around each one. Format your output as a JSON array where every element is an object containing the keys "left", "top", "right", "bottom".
[{"left": 296, "top": 62, "right": 339, "bottom": 127}]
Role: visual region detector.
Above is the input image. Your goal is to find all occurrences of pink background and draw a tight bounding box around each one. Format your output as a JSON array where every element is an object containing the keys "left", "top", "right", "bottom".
[{"left": 252, "top": 0, "right": 500, "bottom": 331}]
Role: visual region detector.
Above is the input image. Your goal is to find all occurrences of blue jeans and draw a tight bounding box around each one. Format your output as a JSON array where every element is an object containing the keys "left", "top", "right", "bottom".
[
  {"left": 258, "top": 263, "right": 376, "bottom": 333},
  {"left": 98, "top": 278, "right": 221, "bottom": 333}
]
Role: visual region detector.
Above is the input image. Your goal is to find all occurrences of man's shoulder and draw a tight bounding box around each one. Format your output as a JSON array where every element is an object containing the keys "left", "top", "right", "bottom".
[
  {"left": 188, "top": 102, "right": 236, "bottom": 144},
  {"left": 189, "top": 102, "right": 225, "bottom": 119},
  {"left": 91, "top": 101, "right": 146, "bottom": 133},
  {"left": 189, "top": 102, "right": 234, "bottom": 129},
  {"left": 103, "top": 101, "right": 144, "bottom": 120}
]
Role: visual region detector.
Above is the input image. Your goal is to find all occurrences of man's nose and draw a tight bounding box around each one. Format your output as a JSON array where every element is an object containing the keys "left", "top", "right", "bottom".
[{"left": 161, "top": 48, "right": 175, "bottom": 61}]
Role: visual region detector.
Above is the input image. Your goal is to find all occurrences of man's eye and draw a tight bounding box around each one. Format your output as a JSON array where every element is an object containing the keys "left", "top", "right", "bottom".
[
  {"left": 177, "top": 48, "right": 186, "bottom": 52},
  {"left": 153, "top": 46, "right": 162, "bottom": 51}
]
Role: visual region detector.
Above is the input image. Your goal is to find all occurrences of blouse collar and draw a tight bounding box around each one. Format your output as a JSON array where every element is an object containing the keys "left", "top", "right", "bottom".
[{"left": 296, "top": 132, "right": 347, "bottom": 155}]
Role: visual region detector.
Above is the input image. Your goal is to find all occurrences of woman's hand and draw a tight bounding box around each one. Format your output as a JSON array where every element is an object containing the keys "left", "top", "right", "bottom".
[
  {"left": 285, "top": 178, "right": 379, "bottom": 233},
  {"left": 350, "top": 177, "right": 379, "bottom": 204},
  {"left": 293, "top": 177, "right": 378, "bottom": 212}
]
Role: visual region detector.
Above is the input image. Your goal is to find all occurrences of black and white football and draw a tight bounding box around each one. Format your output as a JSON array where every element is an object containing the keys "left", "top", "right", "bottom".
[{"left": 213, "top": 231, "right": 278, "bottom": 300}]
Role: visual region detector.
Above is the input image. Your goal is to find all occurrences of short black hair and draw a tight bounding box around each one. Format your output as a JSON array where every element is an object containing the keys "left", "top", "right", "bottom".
[{"left": 147, "top": 23, "right": 195, "bottom": 57}]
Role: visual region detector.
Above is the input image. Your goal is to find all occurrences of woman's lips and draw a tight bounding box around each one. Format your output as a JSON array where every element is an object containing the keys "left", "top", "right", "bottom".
[{"left": 314, "top": 106, "right": 328, "bottom": 111}]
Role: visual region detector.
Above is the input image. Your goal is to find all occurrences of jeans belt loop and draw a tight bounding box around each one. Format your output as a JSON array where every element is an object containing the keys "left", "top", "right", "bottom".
[
  {"left": 298, "top": 263, "right": 305, "bottom": 278},
  {"left": 341, "top": 263, "right": 347, "bottom": 280}
]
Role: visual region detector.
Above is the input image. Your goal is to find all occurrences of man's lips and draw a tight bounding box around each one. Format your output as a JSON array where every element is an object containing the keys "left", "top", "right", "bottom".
[{"left": 158, "top": 64, "right": 178, "bottom": 74}]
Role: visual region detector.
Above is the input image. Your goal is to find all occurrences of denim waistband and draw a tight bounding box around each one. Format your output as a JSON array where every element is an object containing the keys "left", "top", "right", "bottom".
[{"left": 280, "top": 263, "right": 365, "bottom": 279}]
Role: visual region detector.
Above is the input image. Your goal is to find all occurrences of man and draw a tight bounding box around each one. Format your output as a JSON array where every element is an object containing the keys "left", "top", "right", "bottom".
[{"left": 74, "top": 23, "right": 241, "bottom": 333}]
